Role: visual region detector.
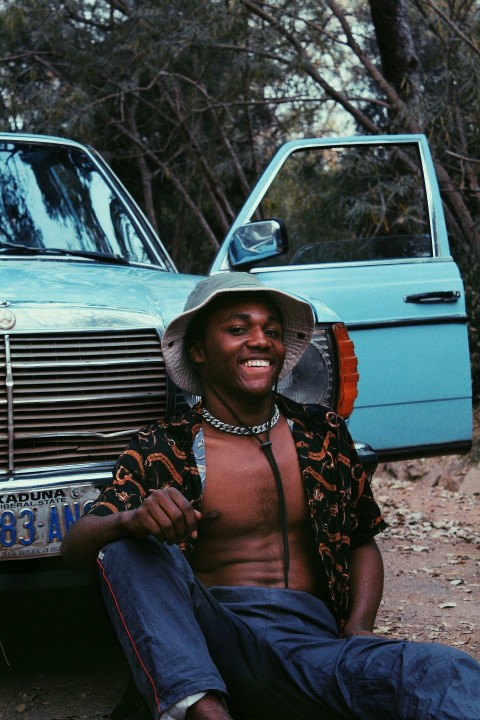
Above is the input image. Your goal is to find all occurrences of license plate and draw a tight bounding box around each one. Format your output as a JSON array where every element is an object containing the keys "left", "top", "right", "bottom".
[{"left": 0, "top": 483, "right": 99, "bottom": 559}]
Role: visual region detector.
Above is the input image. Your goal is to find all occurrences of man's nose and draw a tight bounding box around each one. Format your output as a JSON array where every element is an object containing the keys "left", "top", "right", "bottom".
[{"left": 246, "top": 327, "right": 271, "bottom": 346}]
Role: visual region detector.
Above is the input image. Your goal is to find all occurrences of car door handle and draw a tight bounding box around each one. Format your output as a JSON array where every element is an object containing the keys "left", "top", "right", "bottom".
[{"left": 404, "top": 290, "right": 460, "bottom": 304}]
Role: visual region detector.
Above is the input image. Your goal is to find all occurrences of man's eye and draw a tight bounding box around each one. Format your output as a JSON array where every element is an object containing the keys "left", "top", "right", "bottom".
[
  {"left": 227, "top": 326, "right": 245, "bottom": 334},
  {"left": 266, "top": 328, "right": 282, "bottom": 338}
]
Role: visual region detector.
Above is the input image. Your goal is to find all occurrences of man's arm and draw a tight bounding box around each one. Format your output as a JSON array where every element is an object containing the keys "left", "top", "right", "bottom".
[
  {"left": 342, "top": 538, "right": 384, "bottom": 637},
  {"left": 61, "top": 487, "right": 201, "bottom": 569}
]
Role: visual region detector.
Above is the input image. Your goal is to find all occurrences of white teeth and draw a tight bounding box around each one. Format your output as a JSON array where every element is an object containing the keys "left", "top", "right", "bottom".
[{"left": 244, "top": 359, "right": 270, "bottom": 367}]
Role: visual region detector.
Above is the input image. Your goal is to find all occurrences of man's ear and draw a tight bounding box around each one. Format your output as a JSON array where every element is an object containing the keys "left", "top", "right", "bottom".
[{"left": 189, "top": 340, "right": 205, "bottom": 366}]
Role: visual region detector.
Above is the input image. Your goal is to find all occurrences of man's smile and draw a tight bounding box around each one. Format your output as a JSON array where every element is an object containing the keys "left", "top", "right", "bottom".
[{"left": 241, "top": 359, "right": 272, "bottom": 368}]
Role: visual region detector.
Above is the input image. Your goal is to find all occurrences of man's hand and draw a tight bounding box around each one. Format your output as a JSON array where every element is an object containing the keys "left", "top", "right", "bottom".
[
  {"left": 125, "top": 487, "right": 202, "bottom": 545},
  {"left": 62, "top": 487, "right": 201, "bottom": 569}
]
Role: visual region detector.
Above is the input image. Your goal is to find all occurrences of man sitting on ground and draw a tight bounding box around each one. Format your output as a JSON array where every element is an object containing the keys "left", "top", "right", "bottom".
[{"left": 62, "top": 272, "right": 480, "bottom": 720}]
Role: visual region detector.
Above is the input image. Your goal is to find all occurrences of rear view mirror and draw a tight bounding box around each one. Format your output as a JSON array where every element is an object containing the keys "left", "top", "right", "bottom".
[{"left": 228, "top": 219, "right": 288, "bottom": 269}]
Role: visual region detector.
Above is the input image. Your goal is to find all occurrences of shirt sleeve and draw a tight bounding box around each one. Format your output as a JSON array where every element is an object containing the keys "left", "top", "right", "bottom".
[
  {"left": 87, "top": 432, "right": 149, "bottom": 516},
  {"left": 340, "top": 418, "right": 387, "bottom": 549}
]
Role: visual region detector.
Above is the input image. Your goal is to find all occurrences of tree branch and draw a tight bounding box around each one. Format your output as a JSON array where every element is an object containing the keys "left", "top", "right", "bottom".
[
  {"left": 417, "top": 0, "right": 480, "bottom": 55},
  {"left": 112, "top": 121, "right": 220, "bottom": 251},
  {"left": 242, "top": 0, "right": 382, "bottom": 134}
]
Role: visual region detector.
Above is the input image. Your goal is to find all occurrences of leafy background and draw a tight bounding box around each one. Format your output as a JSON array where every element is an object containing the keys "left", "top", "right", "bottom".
[{"left": 0, "top": 0, "right": 478, "bottom": 399}]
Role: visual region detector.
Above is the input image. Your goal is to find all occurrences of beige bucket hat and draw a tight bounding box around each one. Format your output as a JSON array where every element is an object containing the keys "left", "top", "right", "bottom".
[{"left": 161, "top": 272, "right": 314, "bottom": 395}]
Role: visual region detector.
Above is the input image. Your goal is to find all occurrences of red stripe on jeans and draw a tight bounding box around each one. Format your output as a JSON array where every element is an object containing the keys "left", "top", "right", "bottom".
[{"left": 97, "top": 555, "right": 162, "bottom": 715}]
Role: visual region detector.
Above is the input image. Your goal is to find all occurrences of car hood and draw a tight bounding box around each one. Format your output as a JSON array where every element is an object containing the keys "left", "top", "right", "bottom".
[{"left": 0, "top": 258, "right": 202, "bottom": 330}]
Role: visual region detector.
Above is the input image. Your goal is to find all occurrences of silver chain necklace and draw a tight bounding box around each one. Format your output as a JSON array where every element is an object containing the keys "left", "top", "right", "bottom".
[{"left": 201, "top": 405, "right": 280, "bottom": 435}]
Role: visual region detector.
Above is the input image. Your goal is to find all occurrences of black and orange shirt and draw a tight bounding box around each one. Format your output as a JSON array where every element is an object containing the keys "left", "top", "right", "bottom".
[{"left": 87, "top": 395, "right": 386, "bottom": 628}]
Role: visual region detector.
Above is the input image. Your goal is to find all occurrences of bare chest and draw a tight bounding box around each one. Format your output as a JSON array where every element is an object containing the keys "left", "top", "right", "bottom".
[{"left": 199, "top": 418, "right": 307, "bottom": 536}]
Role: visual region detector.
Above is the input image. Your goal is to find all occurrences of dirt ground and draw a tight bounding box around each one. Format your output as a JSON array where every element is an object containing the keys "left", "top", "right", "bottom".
[
  {"left": 0, "top": 408, "right": 479, "bottom": 719},
  {"left": 373, "top": 405, "right": 480, "bottom": 660}
]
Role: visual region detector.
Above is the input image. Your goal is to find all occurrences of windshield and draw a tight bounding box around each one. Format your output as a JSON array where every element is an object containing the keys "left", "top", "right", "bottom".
[{"left": 0, "top": 140, "right": 168, "bottom": 267}]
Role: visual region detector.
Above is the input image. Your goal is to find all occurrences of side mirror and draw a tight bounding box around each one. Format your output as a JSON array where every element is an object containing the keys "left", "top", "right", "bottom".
[{"left": 228, "top": 219, "right": 288, "bottom": 269}]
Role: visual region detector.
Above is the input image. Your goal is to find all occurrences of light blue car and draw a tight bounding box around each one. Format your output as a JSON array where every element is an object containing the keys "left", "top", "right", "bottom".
[{"left": 0, "top": 133, "right": 472, "bottom": 585}]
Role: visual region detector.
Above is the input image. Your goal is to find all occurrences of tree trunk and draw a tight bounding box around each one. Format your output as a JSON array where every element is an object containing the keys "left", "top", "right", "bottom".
[{"left": 369, "top": 0, "right": 421, "bottom": 112}]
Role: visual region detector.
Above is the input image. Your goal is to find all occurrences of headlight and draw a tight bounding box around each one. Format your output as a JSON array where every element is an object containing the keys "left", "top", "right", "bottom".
[
  {"left": 278, "top": 323, "right": 358, "bottom": 418},
  {"left": 278, "top": 326, "right": 334, "bottom": 406}
]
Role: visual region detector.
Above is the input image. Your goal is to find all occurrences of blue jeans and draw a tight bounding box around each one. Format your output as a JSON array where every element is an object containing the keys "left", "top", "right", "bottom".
[{"left": 97, "top": 537, "right": 480, "bottom": 720}]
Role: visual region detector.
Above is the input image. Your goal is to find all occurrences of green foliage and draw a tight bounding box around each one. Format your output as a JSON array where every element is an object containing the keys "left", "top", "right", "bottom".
[
  {"left": 0, "top": 0, "right": 280, "bottom": 271},
  {"left": 0, "top": 0, "right": 478, "bottom": 394}
]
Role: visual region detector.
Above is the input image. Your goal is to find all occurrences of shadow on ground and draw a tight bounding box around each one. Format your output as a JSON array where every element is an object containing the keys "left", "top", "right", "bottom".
[{"left": 0, "top": 585, "right": 129, "bottom": 719}]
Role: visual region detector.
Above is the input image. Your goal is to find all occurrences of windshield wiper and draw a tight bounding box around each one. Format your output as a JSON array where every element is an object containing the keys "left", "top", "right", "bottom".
[{"left": 0, "top": 242, "right": 130, "bottom": 265}]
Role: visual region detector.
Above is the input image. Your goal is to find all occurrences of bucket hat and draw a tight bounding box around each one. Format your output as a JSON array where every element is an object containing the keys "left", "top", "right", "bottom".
[{"left": 161, "top": 272, "right": 314, "bottom": 395}]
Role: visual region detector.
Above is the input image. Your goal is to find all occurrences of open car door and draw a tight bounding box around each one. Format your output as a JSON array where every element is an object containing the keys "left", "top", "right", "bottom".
[{"left": 211, "top": 135, "right": 472, "bottom": 461}]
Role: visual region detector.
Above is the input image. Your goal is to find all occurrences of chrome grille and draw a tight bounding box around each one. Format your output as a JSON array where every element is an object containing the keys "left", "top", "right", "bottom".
[{"left": 0, "top": 329, "right": 168, "bottom": 476}]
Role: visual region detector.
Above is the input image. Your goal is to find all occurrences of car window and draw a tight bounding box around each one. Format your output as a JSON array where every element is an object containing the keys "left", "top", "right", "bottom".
[
  {"left": 0, "top": 142, "right": 163, "bottom": 266},
  {"left": 253, "top": 142, "right": 432, "bottom": 266}
]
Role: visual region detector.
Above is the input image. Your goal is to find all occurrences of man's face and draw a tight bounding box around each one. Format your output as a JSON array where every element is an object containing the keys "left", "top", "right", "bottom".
[{"left": 189, "top": 293, "right": 286, "bottom": 404}]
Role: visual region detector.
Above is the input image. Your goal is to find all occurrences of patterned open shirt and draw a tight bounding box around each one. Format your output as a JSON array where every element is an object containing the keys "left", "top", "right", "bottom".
[{"left": 88, "top": 394, "right": 386, "bottom": 629}]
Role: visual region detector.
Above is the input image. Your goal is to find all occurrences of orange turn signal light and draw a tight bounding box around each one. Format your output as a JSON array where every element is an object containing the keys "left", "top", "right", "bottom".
[{"left": 333, "top": 323, "right": 359, "bottom": 419}]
